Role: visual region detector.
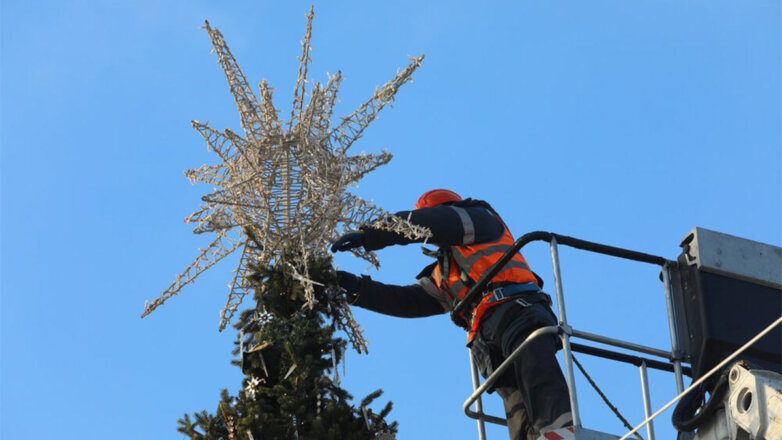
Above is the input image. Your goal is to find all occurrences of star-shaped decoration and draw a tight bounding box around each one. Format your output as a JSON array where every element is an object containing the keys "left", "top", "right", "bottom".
[
  {"left": 142, "top": 8, "right": 429, "bottom": 335},
  {"left": 245, "top": 376, "right": 262, "bottom": 400}
]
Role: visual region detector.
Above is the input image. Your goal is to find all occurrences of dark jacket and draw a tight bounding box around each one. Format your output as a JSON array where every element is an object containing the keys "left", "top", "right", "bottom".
[{"left": 351, "top": 199, "right": 505, "bottom": 318}]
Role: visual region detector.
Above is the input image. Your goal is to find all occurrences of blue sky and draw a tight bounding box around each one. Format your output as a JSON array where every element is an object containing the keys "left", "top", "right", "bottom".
[{"left": 1, "top": 1, "right": 779, "bottom": 439}]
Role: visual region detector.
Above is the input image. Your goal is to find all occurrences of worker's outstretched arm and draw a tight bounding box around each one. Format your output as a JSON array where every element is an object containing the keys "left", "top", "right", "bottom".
[
  {"left": 362, "top": 199, "right": 504, "bottom": 251},
  {"left": 337, "top": 271, "right": 447, "bottom": 318}
]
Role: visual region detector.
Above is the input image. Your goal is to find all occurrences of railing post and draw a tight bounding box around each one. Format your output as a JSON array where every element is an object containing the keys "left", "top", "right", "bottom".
[
  {"left": 464, "top": 327, "right": 558, "bottom": 425},
  {"left": 550, "top": 237, "right": 581, "bottom": 428},
  {"left": 639, "top": 361, "right": 655, "bottom": 440},
  {"left": 469, "top": 351, "right": 488, "bottom": 440},
  {"left": 662, "top": 262, "right": 685, "bottom": 393}
]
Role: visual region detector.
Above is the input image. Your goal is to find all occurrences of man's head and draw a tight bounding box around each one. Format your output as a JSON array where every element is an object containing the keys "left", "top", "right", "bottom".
[{"left": 414, "top": 189, "right": 462, "bottom": 210}]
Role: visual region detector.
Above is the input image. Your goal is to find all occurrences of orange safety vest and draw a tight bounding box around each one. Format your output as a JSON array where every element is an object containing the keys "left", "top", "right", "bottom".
[{"left": 432, "top": 221, "right": 540, "bottom": 342}]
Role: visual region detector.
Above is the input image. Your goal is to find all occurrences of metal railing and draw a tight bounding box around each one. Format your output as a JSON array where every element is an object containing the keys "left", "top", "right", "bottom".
[{"left": 456, "top": 232, "right": 688, "bottom": 440}]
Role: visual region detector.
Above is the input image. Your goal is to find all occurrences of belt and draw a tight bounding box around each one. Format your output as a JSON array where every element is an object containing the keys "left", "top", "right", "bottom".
[{"left": 486, "top": 283, "right": 551, "bottom": 306}]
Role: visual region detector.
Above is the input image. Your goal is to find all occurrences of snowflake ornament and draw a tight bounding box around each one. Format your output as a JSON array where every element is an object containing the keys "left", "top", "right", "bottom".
[
  {"left": 245, "top": 376, "right": 263, "bottom": 400},
  {"left": 141, "top": 7, "right": 429, "bottom": 337},
  {"left": 253, "top": 309, "right": 274, "bottom": 327}
]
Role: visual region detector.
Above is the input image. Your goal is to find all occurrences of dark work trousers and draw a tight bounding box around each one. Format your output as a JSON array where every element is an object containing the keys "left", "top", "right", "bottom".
[{"left": 470, "top": 299, "right": 572, "bottom": 440}]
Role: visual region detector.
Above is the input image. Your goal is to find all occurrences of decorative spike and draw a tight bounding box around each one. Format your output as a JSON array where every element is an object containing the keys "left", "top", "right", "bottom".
[
  {"left": 289, "top": 6, "right": 314, "bottom": 129},
  {"left": 331, "top": 347, "right": 340, "bottom": 384},
  {"left": 192, "top": 120, "right": 239, "bottom": 167},
  {"left": 258, "top": 352, "right": 269, "bottom": 378},
  {"left": 259, "top": 80, "right": 282, "bottom": 137},
  {"left": 143, "top": 231, "right": 242, "bottom": 317},
  {"left": 343, "top": 151, "right": 393, "bottom": 183},
  {"left": 219, "top": 244, "right": 254, "bottom": 330},
  {"left": 329, "top": 55, "right": 424, "bottom": 153},
  {"left": 284, "top": 363, "right": 297, "bottom": 380},
  {"left": 202, "top": 22, "right": 269, "bottom": 144},
  {"left": 185, "top": 163, "right": 228, "bottom": 185},
  {"left": 318, "top": 71, "right": 342, "bottom": 134}
]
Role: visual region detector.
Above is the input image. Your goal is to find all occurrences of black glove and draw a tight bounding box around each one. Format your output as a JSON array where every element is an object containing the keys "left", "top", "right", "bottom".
[
  {"left": 336, "top": 270, "right": 360, "bottom": 295},
  {"left": 314, "top": 271, "right": 360, "bottom": 303},
  {"left": 331, "top": 231, "right": 366, "bottom": 252}
]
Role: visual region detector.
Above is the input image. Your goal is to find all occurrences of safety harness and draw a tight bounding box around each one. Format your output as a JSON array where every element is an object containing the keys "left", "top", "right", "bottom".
[{"left": 431, "top": 211, "right": 548, "bottom": 342}]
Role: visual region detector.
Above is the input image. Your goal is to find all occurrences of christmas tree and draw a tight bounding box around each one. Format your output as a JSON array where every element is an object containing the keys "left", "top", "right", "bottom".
[
  {"left": 142, "top": 8, "right": 428, "bottom": 439},
  {"left": 176, "top": 254, "right": 397, "bottom": 439}
]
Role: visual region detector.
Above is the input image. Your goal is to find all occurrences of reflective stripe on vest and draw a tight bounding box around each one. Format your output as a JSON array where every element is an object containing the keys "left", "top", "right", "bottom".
[{"left": 433, "top": 221, "right": 540, "bottom": 341}]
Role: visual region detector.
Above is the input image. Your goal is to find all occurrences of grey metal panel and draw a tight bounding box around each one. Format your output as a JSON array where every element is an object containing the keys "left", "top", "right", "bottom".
[
  {"left": 666, "top": 266, "right": 692, "bottom": 363},
  {"left": 680, "top": 227, "right": 782, "bottom": 289}
]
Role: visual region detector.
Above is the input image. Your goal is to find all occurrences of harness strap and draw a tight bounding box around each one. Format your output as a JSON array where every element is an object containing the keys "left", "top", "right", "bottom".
[
  {"left": 485, "top": 283, "right": 548, "bottom": 305},
  {"left": 465, "top": 284, "right": 552, "bottom": 343},
  {"left": 460, "top": 283, "right": 549, "bottom": 323}
]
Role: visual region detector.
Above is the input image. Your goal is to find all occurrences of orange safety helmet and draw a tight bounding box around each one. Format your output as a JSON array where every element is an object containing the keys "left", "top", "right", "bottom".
[{"left": 414, "top": 189, "right": 462, "bottom": 210}]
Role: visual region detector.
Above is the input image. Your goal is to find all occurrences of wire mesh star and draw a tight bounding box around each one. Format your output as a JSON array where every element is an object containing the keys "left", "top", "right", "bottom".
[{"left": 142, "top": 8, "right": 429, "bottom": 338}]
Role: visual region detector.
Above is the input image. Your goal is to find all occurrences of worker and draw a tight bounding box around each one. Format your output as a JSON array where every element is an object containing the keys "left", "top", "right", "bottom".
[{"left": 330, "top": 189, "right": 572, "bottom": 440}]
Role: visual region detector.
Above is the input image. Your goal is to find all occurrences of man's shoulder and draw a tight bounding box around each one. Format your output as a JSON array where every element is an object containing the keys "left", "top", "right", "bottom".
[
  {"left": 450, "top": 199, "right": 505, "bottom": 223},
  {"left": 450, "top": 198, "right": 495, "bottom": 212}
]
